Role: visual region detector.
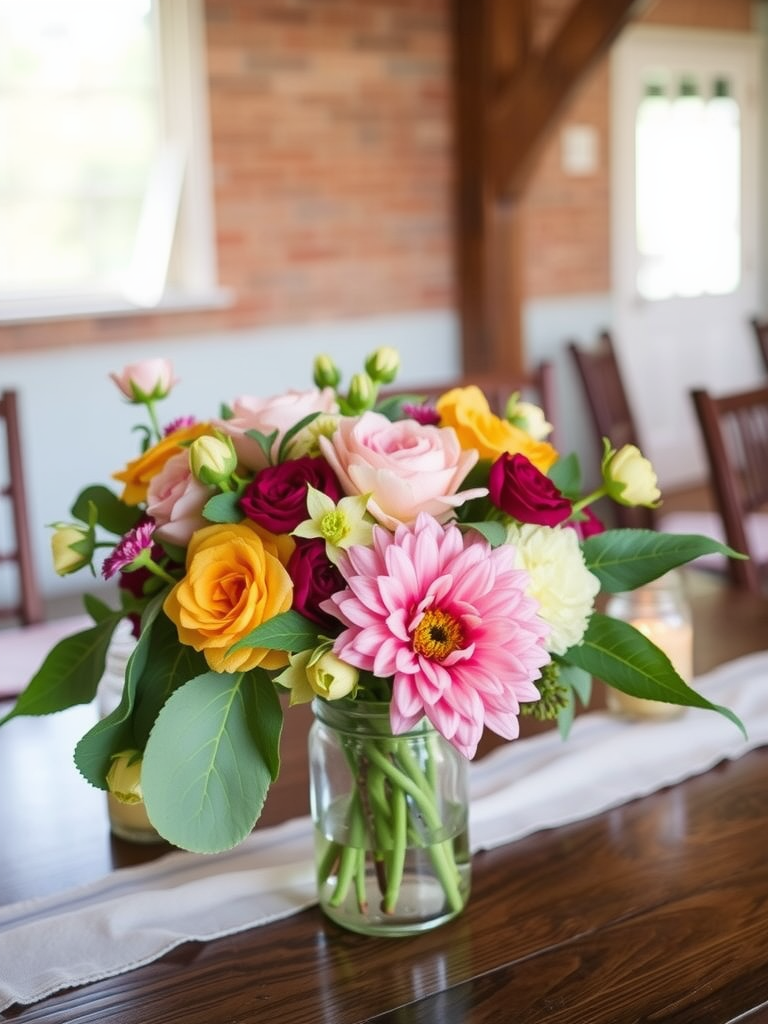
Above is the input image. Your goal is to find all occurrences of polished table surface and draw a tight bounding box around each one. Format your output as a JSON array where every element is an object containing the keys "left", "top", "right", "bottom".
[{"left": 1, "top": 569, "right": 767, "bottom": 1023}]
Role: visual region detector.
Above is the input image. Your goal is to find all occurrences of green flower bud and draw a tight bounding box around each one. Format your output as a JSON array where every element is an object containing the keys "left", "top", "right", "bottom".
[
  {"left": 50, "top": 523, "right": 94, "bottom": 576},
  {"left": 364, "top": 346, "right": 400, "bottom": 384},
  {"left": 602, "top": 441, "right": 661, "bottom": 507},
  {"left": 189, "top": 433, "right": 238, "bottom": 487},
  {"left": 313, "top": 354, "right": 342, "bottom": 389},
  {"left": 347, "top": 372, "right": 376, "bottom": 413}
]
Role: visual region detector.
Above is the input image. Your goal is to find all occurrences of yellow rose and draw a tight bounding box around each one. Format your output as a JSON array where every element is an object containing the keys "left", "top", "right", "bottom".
[
  {"left": 113, "top": 422, "right": 214, "bottom": 505},
  {"left": 163, "top": 521, "right": 293, "bottom": 674},
  {"left": 436, "top": 386, "right": 558, "bottom": 473}
]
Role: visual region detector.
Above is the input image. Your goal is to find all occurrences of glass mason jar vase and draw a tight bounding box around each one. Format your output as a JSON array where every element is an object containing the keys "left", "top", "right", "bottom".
[
  {"left": 309, "top": 698, "right": 471, "bottom": 936},
  {"left": 605, "top": 570, "right": 693, "bottom": 720}
]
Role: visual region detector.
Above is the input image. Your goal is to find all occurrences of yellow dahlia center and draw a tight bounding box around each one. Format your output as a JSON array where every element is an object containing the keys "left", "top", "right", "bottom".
[{"left": 412, "top": 608, "right": 464, "bottom": 661}]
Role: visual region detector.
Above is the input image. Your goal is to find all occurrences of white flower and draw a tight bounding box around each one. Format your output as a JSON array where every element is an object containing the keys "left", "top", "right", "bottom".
[
  {"left": 602, "top": 442, "right": 661, "bottom": 507},
  {"left": 293, "top": 485, "right": 374, "bottom": 565},
  {"left": 276, "top": 647, "right": 359, "bottom": 704},
  {"left": 505, "top": 523, "right": 600, "bottom": 655},
  {"left": 505, "top": 395, "right": 553, "bottom": 441}
]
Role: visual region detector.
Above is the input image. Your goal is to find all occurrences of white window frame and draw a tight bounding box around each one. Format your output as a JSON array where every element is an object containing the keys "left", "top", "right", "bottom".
[{"left": 0, "top": 0, "right": 230, "bottom": 324}]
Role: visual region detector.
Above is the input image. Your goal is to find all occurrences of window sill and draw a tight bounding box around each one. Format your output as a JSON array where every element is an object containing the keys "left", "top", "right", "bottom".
[{"left": 0, "top": 287, "right": 235, "bottom": 326}]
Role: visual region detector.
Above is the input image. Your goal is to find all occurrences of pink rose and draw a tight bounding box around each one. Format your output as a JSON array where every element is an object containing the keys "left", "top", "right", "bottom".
[
  {"left": 110, "top": 359, "right": 177, "bottom": 402},
  {"left": 218, "top": 388, "right": 338, "bottom": 471},
  {"left": 319, "top": 411, "right": 485, "bottom": 529},
  {"left": 488, "top": 452, "right": 572, "bottom": 526},
  {"left": 146, "top": 451, "right": 214, "bottom": 546}
]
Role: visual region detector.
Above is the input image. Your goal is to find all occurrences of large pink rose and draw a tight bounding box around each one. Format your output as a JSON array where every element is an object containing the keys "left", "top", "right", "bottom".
[
  {"left": 218, "top": 388, "right": 338, "bottom": 471},
  {"left": 146, "top": 450, "right": 214, "bottom": 546},
  {"left": 319, "top": 411, "right": 486, "bottom": 529}
]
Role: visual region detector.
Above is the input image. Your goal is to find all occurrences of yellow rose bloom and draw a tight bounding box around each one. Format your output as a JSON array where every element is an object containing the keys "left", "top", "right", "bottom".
[
  {"left": 163, "top": 522, "right": 294, "bottom": 674},
  {"left": 113, "top": 422, "right": 214, "bottom": 505},
  {"left": 436, "top": 385, "right": 558, "bottom": 473}
]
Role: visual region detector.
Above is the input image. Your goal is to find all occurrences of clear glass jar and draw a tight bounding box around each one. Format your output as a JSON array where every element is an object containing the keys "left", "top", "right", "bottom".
[
  {"left": 309, "top": 698, "right": 471, "bottom": 936},
  {"left": 97, "top": 620, "right": 164, "bottom": 844},
  {"left": 605, "top": 570, "right": 693, "bottom": 720}
]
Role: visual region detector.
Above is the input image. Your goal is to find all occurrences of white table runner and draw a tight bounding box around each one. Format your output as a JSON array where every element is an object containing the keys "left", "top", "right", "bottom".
[{"left": 1, "top": 649, "right": 767, "bottom": 1011}]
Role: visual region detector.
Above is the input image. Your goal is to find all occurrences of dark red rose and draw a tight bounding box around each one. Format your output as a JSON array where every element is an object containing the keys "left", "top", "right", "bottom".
[
  {"left": 239, "top": 456, "right": 343, "bottom": 533},
  {"left": 567, "top": 505, "right": 605, "bottom": 539},
  {"left": 287, "top": 538, "right": 345, "bottom": 630},
  {"left": 488, "top": 452, "right": 572, "bottom": 526}
]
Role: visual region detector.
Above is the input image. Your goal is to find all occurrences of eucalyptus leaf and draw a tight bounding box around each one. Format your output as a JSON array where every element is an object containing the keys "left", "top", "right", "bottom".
[
  {"left": 228, "top": 609, "right": 321, "bottom": 654},
  {"left": 244, "top": 427, "right": 278, "bottom": 463},
  {"left": 582, "top": 529, "right": 746, "bottom": 592},
  {"left": 0, "top": 614, "right": 122, "bottom": 725},
  {"left": 459, "top": 520, "right": 508, "bottom": 547},
  {"left": 564, "top": 613, "right": 746, "bottom": 736},
  {"left": 75, "top": 593, "right": 170, "bottom": 788},
  {"left": 203, "top": 490, "right": 243, "bottom": 524},
  {"left": 71, "top": 485, "right": 141, "bottom": 536},
  {"left": 548, "top": 453, "right": 582, "bottom": 496},
  {"left": 141, "top": 671, "right": 282, "bottom": 852}
]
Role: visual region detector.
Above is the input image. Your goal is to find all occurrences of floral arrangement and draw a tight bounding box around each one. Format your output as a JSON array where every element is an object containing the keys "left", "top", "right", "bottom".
[{"left": 2, "top": 350, "right": 744, "bottom": 882}]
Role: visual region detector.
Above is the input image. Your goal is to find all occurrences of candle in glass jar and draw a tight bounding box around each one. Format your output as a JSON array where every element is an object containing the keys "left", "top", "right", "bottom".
[{"left": 605, "top": 571, "right": 693, "bottom": 720}]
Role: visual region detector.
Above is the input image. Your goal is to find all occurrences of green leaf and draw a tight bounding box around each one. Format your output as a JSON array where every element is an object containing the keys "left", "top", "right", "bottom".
[
  {"left": 228, "top": 609, "right": 320, "bottom": 654},
  {"left": 277, "top": 411, "right": 321, "bottom": 461},
  {"left": 548, "top": 453, "right": 582, "bottom": 496},
  {"left": 555, "top": 662, "right": 591, "bottom": 740},
  {"left": 83, "top": 593, "right": 116, "bottom": 624},
  {"left": 563, "top": 612, "right": 746, "bottom": 736},
  {"left": 203, "top": 490, "right": 243, "bottom": 524},
  {"left": 140, "top": 671, "right": 283, "bottom": 852},
  {"left": 71, "top": 485, "right": 141, "bottom": 536},
  {"left": 244, "top": 427, "right": 277, "bottom": 463},
  {"left": 0, "top": 615, "right": 123, "bottom": 725},
  {"left": 74, "top": 593, "right": 172, "bottom": 788},
  {"left": 582, "top": 529, "right": 746, "bottom": 592},
  {"left": 459, "top": 520, "right": 508, "bottom": 547}
]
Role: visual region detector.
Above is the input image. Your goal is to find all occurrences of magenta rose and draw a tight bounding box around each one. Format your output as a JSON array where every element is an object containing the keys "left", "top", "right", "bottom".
[
  {"left": 288, "top": 538, "right": 345, "bottom": 630},
  {"left": 239, "top": 456, "right": 343, "bottom": 533},
  {"left": 489, "top": 452, "right": 572, "bottom": 526}
]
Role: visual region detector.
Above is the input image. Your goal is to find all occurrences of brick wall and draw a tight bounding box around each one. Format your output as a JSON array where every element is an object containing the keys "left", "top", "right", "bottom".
[{"left": 0, "top": 0, "right": 755, "bottom": 353}]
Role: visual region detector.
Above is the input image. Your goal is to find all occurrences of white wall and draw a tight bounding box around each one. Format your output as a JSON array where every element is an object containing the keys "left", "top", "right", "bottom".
[{"left": 1, "top": 297, "right": 611, "bottom": 609}]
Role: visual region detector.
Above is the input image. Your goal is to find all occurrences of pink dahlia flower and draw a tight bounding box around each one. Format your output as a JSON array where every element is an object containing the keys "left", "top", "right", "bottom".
[{"left": 323, "top": 513, "right": 551, "bottom": 758}]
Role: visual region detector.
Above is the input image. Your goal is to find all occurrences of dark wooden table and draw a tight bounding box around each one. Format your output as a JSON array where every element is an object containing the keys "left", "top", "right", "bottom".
[{"left": 1, "top": 569, "right": 767, "bottom": 1023}]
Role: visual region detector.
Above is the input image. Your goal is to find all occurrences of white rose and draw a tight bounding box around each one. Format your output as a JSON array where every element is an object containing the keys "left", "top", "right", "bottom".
[
  {"left": 603, "top": 443, "right": 661, "bottom": 507},
  {"left": 505, "top": 523, "right": 600, "bottom": 655}
]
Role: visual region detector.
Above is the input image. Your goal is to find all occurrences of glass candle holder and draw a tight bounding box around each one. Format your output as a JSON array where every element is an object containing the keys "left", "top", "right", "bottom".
[{"left": 605, "top": 570, "right": 693, "bottom": 720}]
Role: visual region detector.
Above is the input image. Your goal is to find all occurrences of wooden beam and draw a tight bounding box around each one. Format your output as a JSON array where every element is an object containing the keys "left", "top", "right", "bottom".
[{"left": 488, "top": 0, "right": 642, "bottom": 197}]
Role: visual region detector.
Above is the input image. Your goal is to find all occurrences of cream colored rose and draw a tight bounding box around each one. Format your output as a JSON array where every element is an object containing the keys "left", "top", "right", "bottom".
[
  {"left": 603, "top": 443, "right": 661, "bottom": 507},
  {"left": 505, "top": 522, "right": 600, "bottom": 655}
]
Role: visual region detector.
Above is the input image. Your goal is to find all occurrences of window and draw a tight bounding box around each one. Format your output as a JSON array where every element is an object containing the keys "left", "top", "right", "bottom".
[
  {"left": 0, "top": 0, "right": 221, "bottom": 321},
  {"left": 635, "top": 74, "right": 741, "bottom": 301}
]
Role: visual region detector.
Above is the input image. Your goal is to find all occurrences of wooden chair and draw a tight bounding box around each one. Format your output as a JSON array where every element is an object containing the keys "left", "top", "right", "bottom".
[
  {"left": 691, "top": 384, "right": 768, "bottom": 593},
  {"left": 750, "top": 317, "right": 768, "bottom": 374},
  {"left": 568, "top": 331, "right": 654, "bottom": 528},
  {"left": 385, "top": 360, "right": 559, "bottom": 449},
  {"left": 0, "top": 390, "right": 44, "bottom": 625}
]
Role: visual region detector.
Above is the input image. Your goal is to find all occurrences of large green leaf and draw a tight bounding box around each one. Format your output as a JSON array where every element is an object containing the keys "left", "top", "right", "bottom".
[
  {"left": 74, "top": 593, "right": 170, "bottom": 788},
  {"left": 71, "top": 484, "right": 141, "bottom": 536},
  {"left": 582, "top": 529, "right": 745, "bottom": 592},
  {"left": 0, "top": 614, "right": 122, "bottom": 725},
  {"left": 140, "top": 670, "right": 283, "bottom": 852},
  {"left": 548, "top": 452, "right": 582, "bottom": 496},
  {"left": 228, "top": 609, "right": 321, "bottom": 655},
  {"left": 564, "top": 612, "right": 745, "bottom": 736}
]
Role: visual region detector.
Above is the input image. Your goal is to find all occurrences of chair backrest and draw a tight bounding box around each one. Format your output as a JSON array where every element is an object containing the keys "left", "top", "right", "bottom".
[
  {"left": 691, "top": 384, "right": 768, "bottom": 593},
  {"left": 385, "top": 361, "right": 559, "bottom": 449},
  {"left": 568, "top": 331, "right": 654, "bottom": 529},
  {"left": 750, "top": 317, "right": 768, "bottom": 374},
  {"left": 0, "top": 390, "right": 44, "bottom": 625}
]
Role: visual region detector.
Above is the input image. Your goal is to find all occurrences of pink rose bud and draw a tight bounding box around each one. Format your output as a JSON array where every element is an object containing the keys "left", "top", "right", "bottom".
[{"left": 110, "top": 359, "right": 177, "bottom": 403}]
